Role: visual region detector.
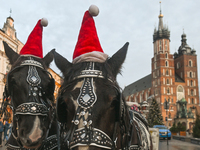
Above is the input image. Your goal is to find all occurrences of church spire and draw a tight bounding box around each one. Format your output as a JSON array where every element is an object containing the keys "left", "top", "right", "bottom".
[
  {"left": 158, "top": 1, "right": 164, "bottom": 30},
  {"left": 153, "top": 1, "right": 170, "bottom": 42}
]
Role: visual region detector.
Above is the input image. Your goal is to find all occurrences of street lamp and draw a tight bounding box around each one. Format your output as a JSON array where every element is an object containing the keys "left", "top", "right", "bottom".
[{"left": 164, "top": 99, "right": 169, "bottom": 145}]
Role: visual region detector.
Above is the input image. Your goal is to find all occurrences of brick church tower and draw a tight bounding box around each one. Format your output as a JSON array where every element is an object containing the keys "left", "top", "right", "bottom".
[
  {"left": 123, "top": 3, "right": 199, "bottom": 129},
  {"left": 151, "top": 6, "right": 200, "bottom": 127},
  {"left": 151, "top": 7, "right": 177, "bottom": 125}
]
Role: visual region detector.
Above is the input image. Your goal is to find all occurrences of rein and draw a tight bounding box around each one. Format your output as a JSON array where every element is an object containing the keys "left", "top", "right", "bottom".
[
  {"left": 60, "top": 62, "right": 127, "bottom": 149},
  {"left": 1, "top": 57, "right": 59, "bottom": 150}
]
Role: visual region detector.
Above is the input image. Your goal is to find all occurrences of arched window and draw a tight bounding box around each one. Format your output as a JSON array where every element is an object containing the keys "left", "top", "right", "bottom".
[
  {"left": 191, "top": 89, "right": 194, "bottom": 96},
  {"left": 166, "top": 69, "right": 169, "bottom": 75},
  {"left": 177, "top": 62, "right": 180, "bottom": 69},
  {"left": 167, "top": 87, "right": 170, "bottom": 94},
  {"left": 190, "top": 72, "right": 193, "bottom": 78},
  {"left": 189, "top": 60, "right": 193, "bottom": 67},
  {"left": 165, "top": 53, "right": 168, "bottom": 58},
  {"left": 167, "top": 79, "right": 169, "bottom": 84},
  {"left": 165, "top": 61, "right": 168, "bottom": 67},
  {"left": 159, "top": 40, "right": 162, "bottom": 51},
  {"left": 165, "top": 41, "right": 168, "bottom": 51}
]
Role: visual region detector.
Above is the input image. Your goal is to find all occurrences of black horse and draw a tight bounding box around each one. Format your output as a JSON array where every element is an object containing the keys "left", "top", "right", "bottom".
[
  {"left": 2, "top": 41, "right": 59, "bottom": 150},
  {"left": 54, "top": 42, "right": 153, "bottom": 150}
]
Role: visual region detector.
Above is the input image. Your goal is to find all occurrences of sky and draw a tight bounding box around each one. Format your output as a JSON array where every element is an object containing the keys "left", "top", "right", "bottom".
[{"left": 1, "top": 0, "right": 200, "bottom": 90}]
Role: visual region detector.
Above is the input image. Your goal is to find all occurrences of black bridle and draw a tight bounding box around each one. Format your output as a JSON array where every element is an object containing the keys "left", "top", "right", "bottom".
[
  {"left": 1, "top": 57, "right": 59, "bottom": 150},
  {"left": 59, "top": 62, "right": 129, "bottom": 149}
]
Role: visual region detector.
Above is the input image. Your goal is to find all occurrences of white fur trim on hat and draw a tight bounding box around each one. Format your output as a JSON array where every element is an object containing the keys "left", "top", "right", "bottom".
[{"left": 72, "top": 51, "right": 108, "bottom": 64}]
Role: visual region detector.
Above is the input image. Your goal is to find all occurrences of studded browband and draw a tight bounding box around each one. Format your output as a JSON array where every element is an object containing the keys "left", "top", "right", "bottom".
[{"left": 15, "top": 102, "right": 48, "bottom": 116}]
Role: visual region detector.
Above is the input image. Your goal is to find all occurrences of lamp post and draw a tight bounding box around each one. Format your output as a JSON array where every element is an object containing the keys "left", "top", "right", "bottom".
[{"left": 164, "top": 99, "right": 169, "bottom": 145}]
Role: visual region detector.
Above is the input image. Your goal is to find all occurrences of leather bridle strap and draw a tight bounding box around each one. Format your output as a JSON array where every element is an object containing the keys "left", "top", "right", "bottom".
[{"left": 3, "top": 57, "right": 57, "bottom": 150}]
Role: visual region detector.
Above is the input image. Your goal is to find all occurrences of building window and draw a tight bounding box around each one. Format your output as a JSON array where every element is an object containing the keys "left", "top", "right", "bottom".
[
  {"left": 177, "top": 62, "right": 180, "bottom": 69},
  {"left": 171, "top": 106, "right": 173, "bottom": 110},
  {"left": 165, "top": 61, "right": 168, "bottom": 67},
  {"left": 159, "top": 40, "right": 162, "bottom": 51},
  {"left": 165, "top": 41, "right": 168, "bottom": 51},
  {"left": 165, "top": 53, "right": 168, "bottom": 58},
  {"left": 166, "top": 69, "right": 169, "bottom": 75},
  {"left": 167, "top": 79, "right": 169, "bottom": 85},
  {"left": 191, "top": 98, "right": 194, "bottom": 104},
  {"left": 191, "top": 80, "right": 193, "bottom": 86},
  {"left": 168, "top": 98, "right": 170, "bottom": 103},
  {"left": 189, "top": 60, "right": 193, "bottom": 67},
  {"left": 171, "top": 98, "right": 173, "bottom": 103},
  {"left": 178, "top": 86, "right": 184, "bottom": 92},
  {"left": 167, "top": 87, "right": 170, "bottom": 94},
  {"left": 191, "top": 89, "right": 194, "bottom": 96},
  {"left": 190, "top": 72, "right": 193, "bottom": 78}
]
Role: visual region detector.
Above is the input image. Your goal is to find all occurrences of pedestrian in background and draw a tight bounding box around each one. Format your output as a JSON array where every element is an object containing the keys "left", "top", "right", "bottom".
[
  {"left": 0, "top": 118, "right": 4, "bottom": 147},
  {"left": 3, "top": 121, "right": 10, "bottom": 141}
]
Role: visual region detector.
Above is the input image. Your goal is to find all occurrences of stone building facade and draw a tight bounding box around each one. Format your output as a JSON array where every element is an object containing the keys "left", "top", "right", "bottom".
[{"left": 123, "top": 9, "right": 200, "bottom": 130}]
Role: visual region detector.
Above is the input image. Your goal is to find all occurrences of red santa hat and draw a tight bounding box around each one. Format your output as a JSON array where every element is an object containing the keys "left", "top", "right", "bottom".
[
  {"left": 72, "top": 5, "right": 108, "bottom": 64},
  {"left": 19, "top": 18, "right": 48, "bottom": 58}
]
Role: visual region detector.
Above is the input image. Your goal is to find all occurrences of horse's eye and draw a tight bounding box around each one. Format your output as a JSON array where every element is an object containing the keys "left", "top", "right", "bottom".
[{"left": 110, "top": 98, "right": 118, "bottom": 108}]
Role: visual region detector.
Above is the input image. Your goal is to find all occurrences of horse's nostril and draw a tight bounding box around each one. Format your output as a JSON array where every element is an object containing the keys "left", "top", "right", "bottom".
[{"left": 26, "top": 138, "right": 32, "bottom": 144}]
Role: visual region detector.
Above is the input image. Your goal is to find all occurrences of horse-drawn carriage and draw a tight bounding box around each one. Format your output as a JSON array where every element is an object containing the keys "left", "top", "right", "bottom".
[{"left": 0, "top": 5, "right": 153, "bottom": 150}]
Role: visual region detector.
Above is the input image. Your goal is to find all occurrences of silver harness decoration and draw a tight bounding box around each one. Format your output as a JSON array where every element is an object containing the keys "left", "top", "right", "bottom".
[{"left": 68, "top": 62, "right": 113, "bottom": 149}]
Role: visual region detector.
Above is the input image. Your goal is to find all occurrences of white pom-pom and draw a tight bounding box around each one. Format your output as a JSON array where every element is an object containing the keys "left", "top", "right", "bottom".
[
  {"left": 89, "top": 5, "right": 99, "bottom": 17},
  {"left": 41, "top": 18, "right": 48, "bottom": 27}
]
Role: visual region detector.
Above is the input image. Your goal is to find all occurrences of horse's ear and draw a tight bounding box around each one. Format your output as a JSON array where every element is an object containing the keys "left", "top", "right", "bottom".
[
  {"left": 53, "top": 51, "right": 72, "bottom": 74},
  {"left": 3, "top": 41, "right": 20, "bottom": 65},
  {"left": 42, "top": 49, "right": 55, "bottom": 68},
  {"left": 107, "top": 42, "right": 129, "bottom": 77}
]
